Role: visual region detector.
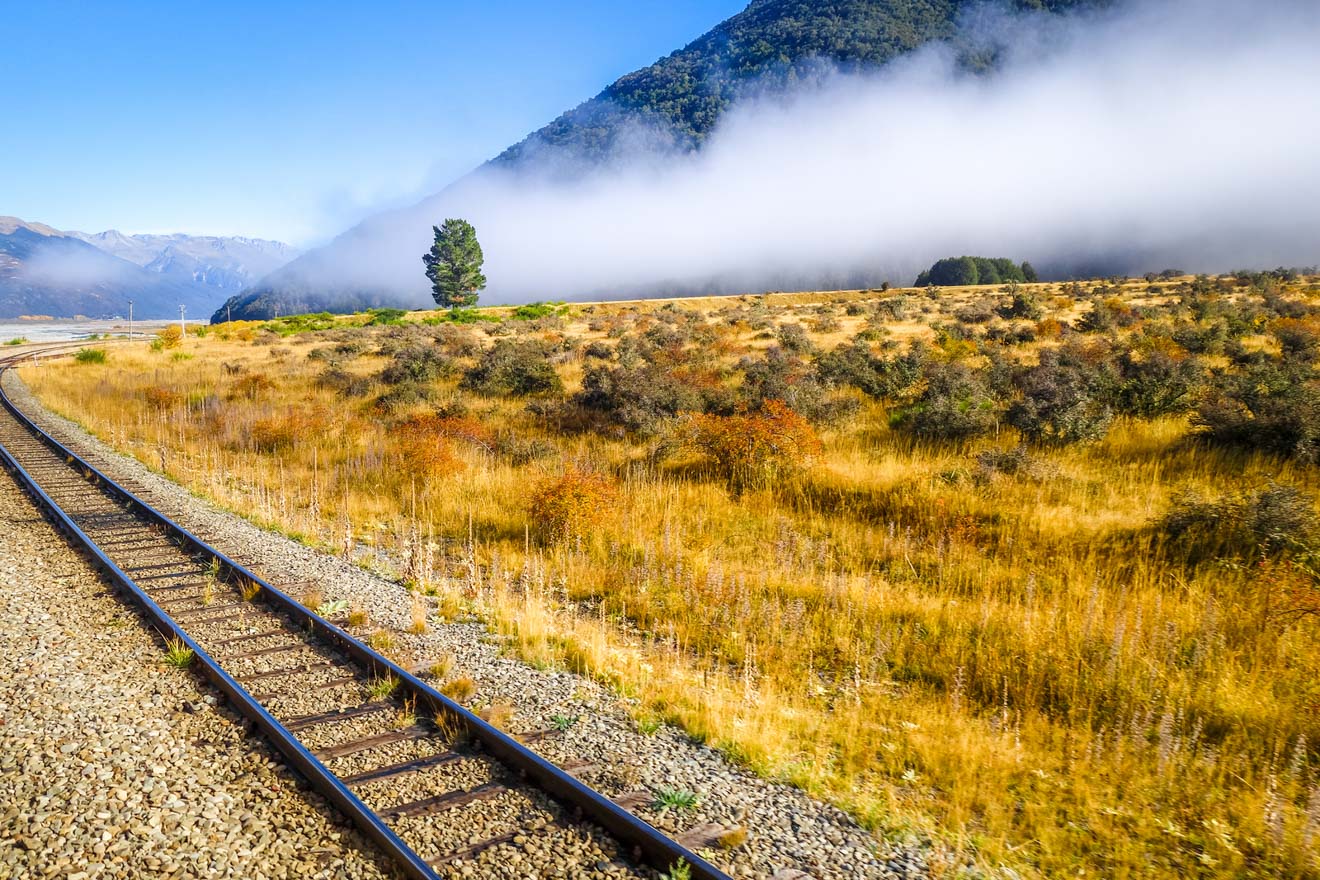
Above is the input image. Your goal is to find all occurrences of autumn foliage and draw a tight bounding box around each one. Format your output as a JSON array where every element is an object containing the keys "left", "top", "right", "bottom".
[
  {"left": 529, "top": 465, "right": 617, "bottom": 541},
  {"left": 249, "top": 409, "right": 328, "bottom": 452},
  {"left": 154, "top": 325, "right": 183, "bottom": 349},
  {"left": 684, "top": 400, "right": 822, "bottom": 491},
  {"left": 396, "top": 414, "right": 462, "bottom": 478},
  {"left": 142, "top": 386, "right": 181, "bottom": 410}
]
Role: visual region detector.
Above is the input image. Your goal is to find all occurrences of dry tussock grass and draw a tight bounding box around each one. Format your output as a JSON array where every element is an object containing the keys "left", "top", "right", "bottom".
[{"left": 21, "top": 276, "right": 1320, "bottom": 879}]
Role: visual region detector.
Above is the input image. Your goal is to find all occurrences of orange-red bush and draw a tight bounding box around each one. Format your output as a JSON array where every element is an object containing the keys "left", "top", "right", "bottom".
[
  {"left": 227, "top": 372, "right": 276, "bottom": 400},
  {"left": 528, "top": 466, "right": 617, "bottom": 541},
  {"left": 395, "top": 414, "right": 462, "bottom": 479},
  {"left": 142, "top": 386, "right": 181, "bottom": 409},
  {"left": 684, "top": 400, "right": 821, "bottom": 491},
  {"left": 249, "top": 409, "right": 326, "bottom": 453}
]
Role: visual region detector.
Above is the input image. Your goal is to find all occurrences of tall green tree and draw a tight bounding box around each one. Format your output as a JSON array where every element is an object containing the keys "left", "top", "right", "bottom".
[{"left": 423, "top": 219, "right": 486, "bottom": 308}]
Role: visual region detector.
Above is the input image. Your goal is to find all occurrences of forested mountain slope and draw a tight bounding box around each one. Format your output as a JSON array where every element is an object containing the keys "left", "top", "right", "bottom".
[{"left": 220, "top": 0, "right": 1100, "bottom": 322}]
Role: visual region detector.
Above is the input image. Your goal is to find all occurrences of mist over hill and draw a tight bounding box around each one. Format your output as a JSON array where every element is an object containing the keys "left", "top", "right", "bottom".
[
  {"left": 221, "top": 0, "right": 1320, "bottom": 322},
  {"left": 0, "top": 216, "right": 296, "bottom": 319},
  {"left": 68, "top": 229, "right": 296, "bottom": 296}
]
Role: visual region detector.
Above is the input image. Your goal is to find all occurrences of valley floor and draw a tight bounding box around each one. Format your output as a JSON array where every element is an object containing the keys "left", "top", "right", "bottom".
[
  {"left": 1, "top": 370, "right": 943, "bottom": 880},
  {"left": 17, "top": 276, "right": 1320, "bottom": 880}
]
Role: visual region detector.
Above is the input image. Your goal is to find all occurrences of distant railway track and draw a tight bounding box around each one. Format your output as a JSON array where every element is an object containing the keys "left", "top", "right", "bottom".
[{"left": 0, "top": 345, "right": 732, "bottom": 880}]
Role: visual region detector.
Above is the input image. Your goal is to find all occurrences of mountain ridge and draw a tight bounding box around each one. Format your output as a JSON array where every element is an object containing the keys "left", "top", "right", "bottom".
[
  {"left": 0, "top": 216, "right": 297, "bottom": 319},
  {"left": 218, "top": 0, "right": 1102, "bottom": 322}
]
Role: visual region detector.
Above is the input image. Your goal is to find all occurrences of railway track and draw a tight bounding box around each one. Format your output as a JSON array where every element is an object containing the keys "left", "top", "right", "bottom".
[{"left": 0, "top": 345, "right": 732, "bottom": 880}]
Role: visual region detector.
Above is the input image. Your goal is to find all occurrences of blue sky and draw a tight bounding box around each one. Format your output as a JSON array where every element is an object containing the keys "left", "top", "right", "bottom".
[{"left": 0, "top": 1, "right": 744, "bottom": 245}]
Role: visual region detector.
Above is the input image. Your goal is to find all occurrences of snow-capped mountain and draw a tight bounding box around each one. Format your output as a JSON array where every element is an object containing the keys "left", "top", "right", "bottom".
[
  {"left": 68, "top": 229, "right": 297, "bottom": 295},
  {"left": 0, "top": 216, "right": 297, "bottom": 319}
]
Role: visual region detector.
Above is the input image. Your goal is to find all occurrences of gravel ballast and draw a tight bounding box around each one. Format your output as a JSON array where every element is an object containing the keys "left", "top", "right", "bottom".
[
  {"left": 4, "top": 370, "right": 946, "bottom": 880},
  {"left": 0, "top": 465, "right": 394, "bottom": 879}
]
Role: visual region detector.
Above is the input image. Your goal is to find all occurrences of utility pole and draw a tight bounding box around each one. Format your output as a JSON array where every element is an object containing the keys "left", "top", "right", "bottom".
[
  {"left": 127, "top": 300, "right": 134, "bottom": 342},
  {"left": 179, "top": 304, "right": 186, "bottom": 342}
]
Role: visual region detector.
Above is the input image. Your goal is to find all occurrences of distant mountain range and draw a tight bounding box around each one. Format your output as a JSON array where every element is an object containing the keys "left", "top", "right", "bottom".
[
  {"left": 218, "top": 0, "right": 1100, "bottom": 322},
  {"left": 0, "top": 216, "right": 295, "bottom": 319}
]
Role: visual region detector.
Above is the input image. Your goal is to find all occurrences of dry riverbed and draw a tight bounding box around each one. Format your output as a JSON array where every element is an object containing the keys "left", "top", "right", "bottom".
[{"left": 2, "top": 372, "right": 948, "bottom": 880}]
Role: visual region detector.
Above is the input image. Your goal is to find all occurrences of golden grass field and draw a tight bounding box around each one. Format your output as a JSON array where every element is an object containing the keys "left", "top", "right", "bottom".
[{"left": 21, "top": 277, "right": 1320, "bottom": 879}]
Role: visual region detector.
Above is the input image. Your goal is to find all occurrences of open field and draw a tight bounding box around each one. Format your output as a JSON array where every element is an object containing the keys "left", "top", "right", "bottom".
[{"left": 22, "top": 275, "right": 1320, "bottom": 879}]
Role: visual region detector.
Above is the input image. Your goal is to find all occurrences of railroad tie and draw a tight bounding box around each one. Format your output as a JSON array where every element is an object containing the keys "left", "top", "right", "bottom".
[
  {"left": 341, "top": 749, "right": 466, "bottom": 787},
  {"left": 676, "top": 823, "right": 727, "bottom": 851},
  {"left": 611, "top": 791, "right": 653, "bottom": 812},
  {"left": 284, "top": 701, "right": 395, "bottom": 732},
  {"left": 249, "top": 674, "right": 360, "bottom": 702},
  {"left": 174, "top": 600, "right": 247, "bottom": 619},
  {"left": 226, "top": 641, "right": 312, "bottom": 662},
  {"left": 427, "top": 818, "right": 563, "bottom": 868},
  {"left": 233, "top": 660, "right": 336, "bottom": 684},
  {"left": 185, "top": 609, "right": 259, "bottom": 627},
  {"left": 212, "top": 627, "right": 292, "bottom": 647},
  {"left": 381, "top": 781, "right": 507, "bottom": 819},
  {"left": 313, "top": 724, "right": 432, "bottom": 760},
  {"left": 561, "top": 759, "right": 600, "bottom": 779}
]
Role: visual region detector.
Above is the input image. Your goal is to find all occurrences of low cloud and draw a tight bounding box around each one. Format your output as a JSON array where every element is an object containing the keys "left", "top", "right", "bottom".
[
  {"left": 289, "top": 0, "right": 1320, "bottom": 304},
  {"left": 20, "top": 243, "right": 134, "bottom": 288}
]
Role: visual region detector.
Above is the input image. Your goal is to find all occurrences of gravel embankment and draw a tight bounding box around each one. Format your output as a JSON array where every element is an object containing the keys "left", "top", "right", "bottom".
[
  {"left": 0, "top": 467, "right": 395, "bottom": 879},
  {"left": 4, "top": 371, "right": 944, "bottom": 880}
]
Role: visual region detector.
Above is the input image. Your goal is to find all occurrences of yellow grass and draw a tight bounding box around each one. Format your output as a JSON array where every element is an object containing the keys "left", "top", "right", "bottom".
[{"left": 21, "top": 280, "right": 1320, "bottom": 879}]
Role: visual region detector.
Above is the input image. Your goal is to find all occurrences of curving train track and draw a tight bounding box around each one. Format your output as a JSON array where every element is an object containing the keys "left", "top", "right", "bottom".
[{"left": 0, "top": 344, "right": 732, "bottom": 880}]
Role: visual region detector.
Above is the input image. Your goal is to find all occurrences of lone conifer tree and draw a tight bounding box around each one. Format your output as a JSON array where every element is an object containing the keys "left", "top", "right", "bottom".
[{"left": 423, "top": 219, "right": 486, "bottom": 308}]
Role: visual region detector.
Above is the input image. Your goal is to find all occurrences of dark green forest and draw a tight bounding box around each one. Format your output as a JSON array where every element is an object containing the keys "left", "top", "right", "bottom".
[
  {"left": 915, "top": 256, "right": 1038, "bottom": 287},
  {"left": 494, "top": 0, "right": 1101, "bottom": 167}
]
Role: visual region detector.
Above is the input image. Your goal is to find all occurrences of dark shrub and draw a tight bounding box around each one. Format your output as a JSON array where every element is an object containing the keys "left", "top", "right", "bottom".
[
  {"left": 430, "top": 324, "right": 481, "bottom": 358},
  {"left": 495, "top": 433, "right": 558, "bottom": 465},
  {"left": 776, "top": 323, "right": 815, "bottom": 354},
  {"left": 897, "top": 362, "right": 998, "bottom": 440},
  {"left": 367, "top": 307, "right": 408, "bottom": 326},
  {"left": 817, "top": 338, "right": 927, "bottom": 400},
  {"left": 997, "top": 290, "right": 1044, "bottom": 321},
  {"left": 316, "top": 367, "right": 374, "bottom": 398},
  {"left": 575, "top": 363, "right": 708, "bottom": 433},
  {"left": 740, "top": 347, "right": 849, "bottom": 423},
  {"left": 973, "top": 444, "right": 1057, "bottom": 483},
  {"left": 511, "top": 301, "right": 568, "bottom": 321},
  {"left": 583, "top": 341, "right": 613, "bottom": 360},
  {"left": 643, "top": 323, "right": 691, "bottom": 351},
  {"left": 954, "top": 300, "right": 997, "bottom": 325},
  {"left": 1163, "top": 483, "right": 1318, "bottom": 563},
  {"left": 1011, "top": 324, "right": 1037, "bottom": 345},
  {"left": 1077, "top": 297, "right": 1139, "bottom": 333},
  {"left": 1008, "top": 352, "right": 1113, "bottom": 444},
  {"left": 1171, "top": 319, "right": 1229, "bottom": 355},
  {"left": 1273, "top": 318, "right": 1320, "bottom": 362},
  {"left": 810, "top": 314, "right": 841, "bottom": 334},
  {"left": 1193, "top": 361, "right": 1320, "bottom": 461},
  {"left": 461, "top": 340, "right": 563, "bottom": 396},
  {"left": 1260, "top": 288, "right": 1313, "bottom": 319},
  {"left": 380, "top": 345, "right": 452, "bottom": 385},
  {"left": 872, "top": 296, "right": 911, "bottom": 321},
  {"left": 374, "top": 382, "right": 433, "bottom": 412},
  {"left": 1113, "top": 341, "right": 1205, "bottom": 417}
]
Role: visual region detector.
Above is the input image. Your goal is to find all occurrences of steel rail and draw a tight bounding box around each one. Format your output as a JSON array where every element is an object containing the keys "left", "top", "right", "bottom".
[{"left": 0, "top": 354, "right": 731, "bottom": 880}]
